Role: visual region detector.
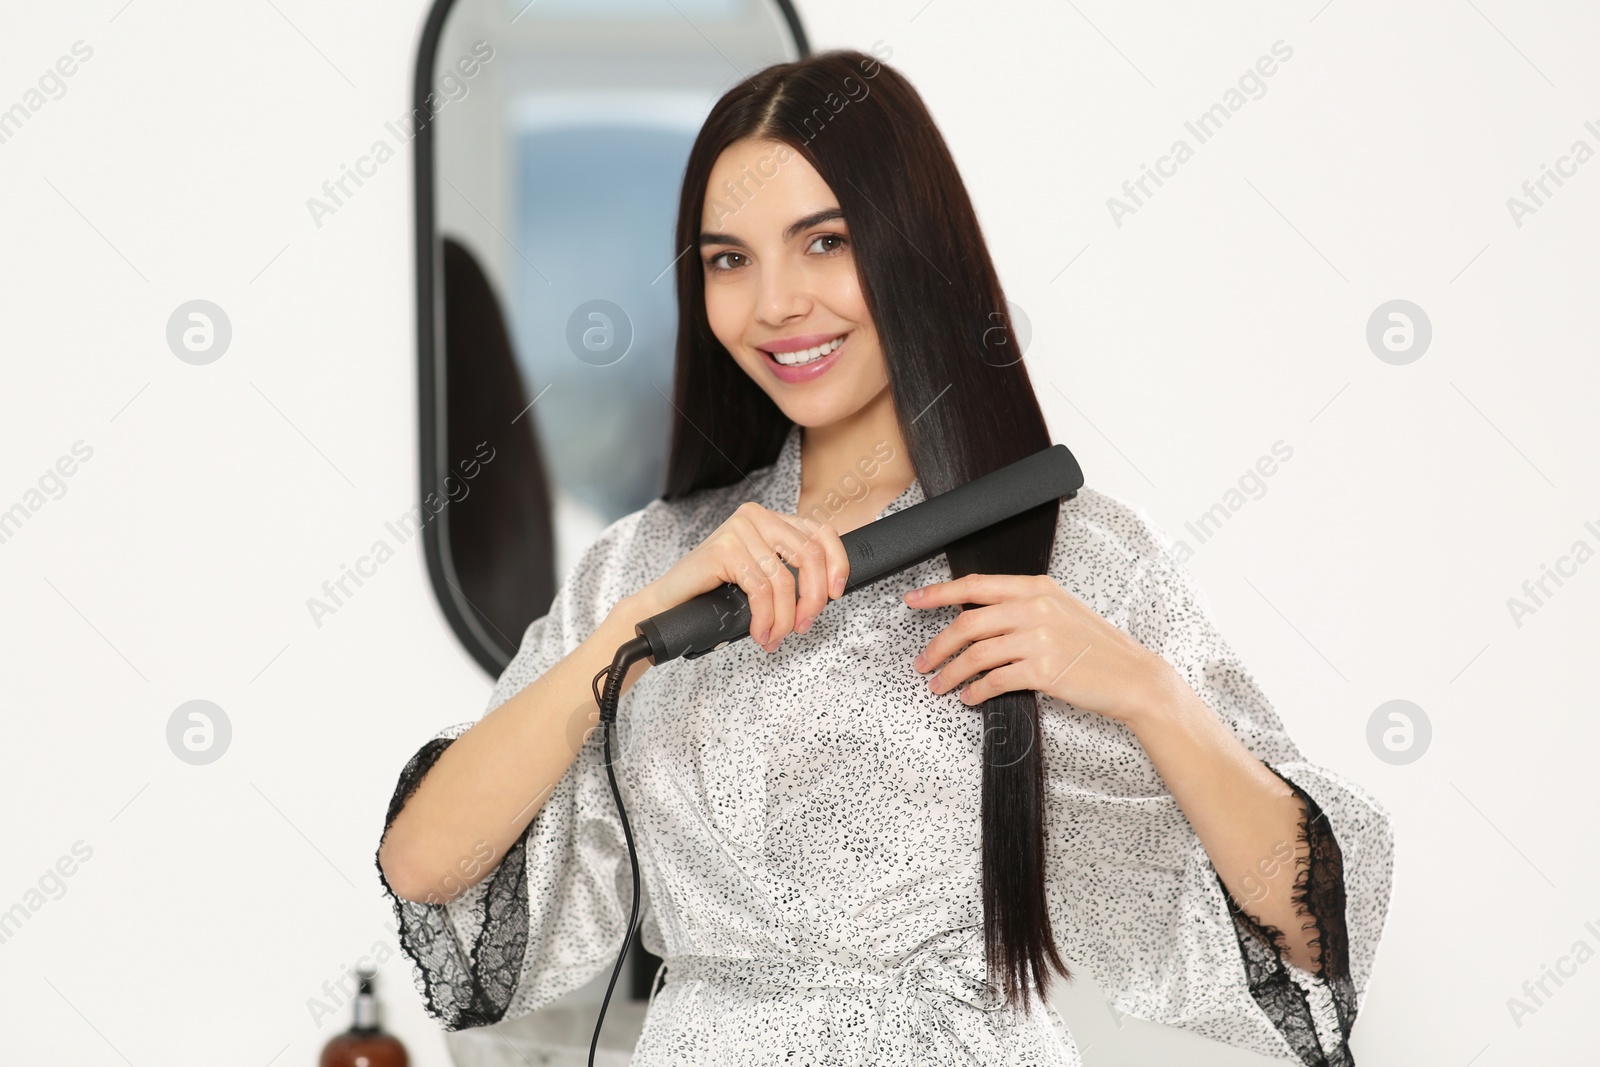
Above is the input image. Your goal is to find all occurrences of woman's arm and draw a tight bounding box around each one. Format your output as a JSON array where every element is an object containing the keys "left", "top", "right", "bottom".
[
  {"left": 1123, "top": 666, "right": 1325, "bottom": 975},
  {"left": 906, "top": 566, "right": 1334, "bottom": 977},
  {"left": 377, "top": 586, "right": 667, "bottom": 905},
  {"left": 380, "top": 489, "right": 851, "bottom": 906}
]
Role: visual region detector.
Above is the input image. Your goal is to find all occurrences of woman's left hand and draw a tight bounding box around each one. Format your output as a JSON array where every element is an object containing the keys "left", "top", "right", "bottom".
[{"left": 904, "top": 573, "right": 1172, "bottom": 725}]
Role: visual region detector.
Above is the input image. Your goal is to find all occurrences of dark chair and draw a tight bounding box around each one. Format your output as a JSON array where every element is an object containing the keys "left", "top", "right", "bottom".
[
  {"left": 438, "top": 235, "right": 664, "bottom": 1000},
  {"left": 442, "top": 235, "right": 557, "bottom": 665}
]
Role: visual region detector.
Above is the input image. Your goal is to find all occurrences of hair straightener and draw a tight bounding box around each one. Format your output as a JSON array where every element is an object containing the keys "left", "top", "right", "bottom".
[{"left": 582, "top": 440, "right": 1084, "bottom": 1065}]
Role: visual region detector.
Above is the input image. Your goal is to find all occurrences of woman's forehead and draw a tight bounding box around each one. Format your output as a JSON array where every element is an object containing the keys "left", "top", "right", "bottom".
[{"left": 700, "top": 141, "right": 834, "bottom": 231}]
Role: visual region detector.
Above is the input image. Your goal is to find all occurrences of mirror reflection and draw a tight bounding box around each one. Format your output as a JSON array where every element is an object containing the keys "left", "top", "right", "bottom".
[{"left": 426, "top": 0, "right": 806, "bottom": 669}]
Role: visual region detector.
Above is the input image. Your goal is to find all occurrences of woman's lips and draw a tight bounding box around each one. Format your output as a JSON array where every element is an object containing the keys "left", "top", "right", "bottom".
[{"left": 760, "top": 332, "right": 850, "bottom": 384}]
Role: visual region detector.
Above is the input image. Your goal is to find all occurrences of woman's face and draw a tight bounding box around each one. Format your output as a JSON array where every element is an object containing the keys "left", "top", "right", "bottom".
[{"left": 699, "top": 138, "right": 888, "bottom": 429}]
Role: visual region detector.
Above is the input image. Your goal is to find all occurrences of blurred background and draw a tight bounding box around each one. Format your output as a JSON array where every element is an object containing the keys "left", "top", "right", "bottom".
[{"left": 1, "top": 0, "right": 1596, "bottom": 1064}]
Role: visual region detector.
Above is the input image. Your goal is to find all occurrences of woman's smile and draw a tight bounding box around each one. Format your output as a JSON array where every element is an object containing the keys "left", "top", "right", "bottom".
[{"left": 758, "top": 329, "right": 852, "bottom": 383}]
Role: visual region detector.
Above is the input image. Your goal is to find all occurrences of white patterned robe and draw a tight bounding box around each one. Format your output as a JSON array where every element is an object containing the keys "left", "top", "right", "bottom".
[{"left": 378, "top": 422, "right": 1395, "bottom": 1066}]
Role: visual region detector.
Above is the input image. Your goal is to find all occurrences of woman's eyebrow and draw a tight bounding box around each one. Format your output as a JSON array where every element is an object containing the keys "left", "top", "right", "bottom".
[{"left": 698, "top": 207, "right": 846, "bottom": 248}]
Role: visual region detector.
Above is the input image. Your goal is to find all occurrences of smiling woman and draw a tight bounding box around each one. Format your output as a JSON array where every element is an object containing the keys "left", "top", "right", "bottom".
[
  {"left": 377, "top": 46, "right": 1394, "bottom": 1067},
  {"left": 696, "top": 142, "right": 898, "bottom": 465}
]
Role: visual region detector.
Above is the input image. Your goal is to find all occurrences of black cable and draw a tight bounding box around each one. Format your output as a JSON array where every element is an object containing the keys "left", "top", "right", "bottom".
[{"left": 587, "top": 634, "right": 654, "bottom": 1067}]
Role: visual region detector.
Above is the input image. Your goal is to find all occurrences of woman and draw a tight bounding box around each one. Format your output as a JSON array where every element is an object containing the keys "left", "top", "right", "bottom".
[{"left": 377, "top": 49, "right": 1394, "bottom": 1066}]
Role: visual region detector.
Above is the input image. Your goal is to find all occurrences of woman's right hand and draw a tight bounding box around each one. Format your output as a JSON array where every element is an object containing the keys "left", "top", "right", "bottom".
[{"left": 635, "top": 502, "right": 850, "bottom": 653}]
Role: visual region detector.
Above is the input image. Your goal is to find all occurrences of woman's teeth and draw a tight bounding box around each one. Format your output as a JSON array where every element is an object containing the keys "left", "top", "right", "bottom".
[{"left": 767, "top": 333, "right": 847, "bottom": 366}]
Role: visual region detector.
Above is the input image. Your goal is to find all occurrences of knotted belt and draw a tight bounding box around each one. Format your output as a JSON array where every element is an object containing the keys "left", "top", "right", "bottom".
[{"left": 657, "top": 931, "right": 1078, "bottom": 1066}]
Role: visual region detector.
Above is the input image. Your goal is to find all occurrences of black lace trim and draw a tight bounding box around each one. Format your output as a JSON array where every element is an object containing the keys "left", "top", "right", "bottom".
[
  {"left": 1214, "top": 761, "right": 1356, "bottom": 1067},
  {"left": 375, "top": 735, "right": 536, "bottom": 1030}
]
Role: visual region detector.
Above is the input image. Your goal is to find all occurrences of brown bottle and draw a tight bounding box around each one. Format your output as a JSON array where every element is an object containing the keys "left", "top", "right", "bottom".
[{"left": 319, "top": 967, "right": 408, "bottom": 1067}]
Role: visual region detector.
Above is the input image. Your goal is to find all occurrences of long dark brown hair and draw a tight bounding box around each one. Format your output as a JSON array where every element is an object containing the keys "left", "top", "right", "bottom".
[{"left": 661, "top": 48, "right": 1068, "bottom": 1011}]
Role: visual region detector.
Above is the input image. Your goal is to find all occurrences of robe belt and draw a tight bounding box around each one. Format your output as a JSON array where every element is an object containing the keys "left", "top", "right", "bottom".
[{"left": 661, "top": 937, "right": 1072, "bottom": 1067}]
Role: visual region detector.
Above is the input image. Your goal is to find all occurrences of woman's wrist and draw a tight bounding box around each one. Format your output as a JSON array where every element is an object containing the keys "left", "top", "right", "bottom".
[
  {"left": 611, "top": 585, "right": 662, "bottom": 627},
  {"left": 605, "top": 583, "right": 671, "bottom": 631},
  {"left": 1117, "top": 654, "right": 1187, "bottom": 731}
]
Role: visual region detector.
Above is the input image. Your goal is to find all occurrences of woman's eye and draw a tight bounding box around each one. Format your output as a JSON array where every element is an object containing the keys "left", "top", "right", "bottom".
[
  {"left": 706, "top": 251, "right": 746, "bottom": 273},
  {"left": 707, "top": 236, "right": 845, "bottom": 272}
]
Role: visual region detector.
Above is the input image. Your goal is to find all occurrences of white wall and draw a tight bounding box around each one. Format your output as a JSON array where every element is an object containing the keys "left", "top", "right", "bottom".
[{"left": 1, "top": 1, "right": 1595, "bottom": 1064}]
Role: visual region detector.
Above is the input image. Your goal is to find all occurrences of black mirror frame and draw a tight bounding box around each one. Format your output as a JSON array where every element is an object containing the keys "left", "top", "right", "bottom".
[{"left": 412, "top": 0, "right": 811, "bottom": 678}]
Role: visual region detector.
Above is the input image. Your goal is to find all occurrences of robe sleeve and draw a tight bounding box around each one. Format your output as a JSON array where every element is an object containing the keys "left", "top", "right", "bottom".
[
  {"left": 374, "top": 506, "right": 658, "bottom": 1030},
  {"left": 1043, "top": 495, "right": 1395, "bottom": 1066}
]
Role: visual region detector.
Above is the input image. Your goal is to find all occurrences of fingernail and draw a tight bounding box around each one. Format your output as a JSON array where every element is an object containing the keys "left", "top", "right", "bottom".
[
  {"left": 755, "top": 626, "right": 770, "bottom": 644},
  {"left": 913, "top": 653, "right": 927, "bottom": 671},
  {"left": 832, "top": 576, "right": 846, "bottom": 598},
  {"left": 906, "top": 586, "right": 923, "bottom": 600},
  {"left": 796, "top": 615, "right": 812, "bottom": 633}
]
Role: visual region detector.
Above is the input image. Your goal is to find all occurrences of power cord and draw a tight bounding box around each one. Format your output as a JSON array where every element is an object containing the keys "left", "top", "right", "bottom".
[{"left": 586, "top": 634, "right": 655, "bottom": 1067}]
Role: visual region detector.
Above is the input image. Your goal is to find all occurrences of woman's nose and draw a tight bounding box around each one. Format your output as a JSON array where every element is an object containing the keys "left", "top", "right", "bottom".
[{"left": 757, "top": 259, "right": 811, "bottom": 323}]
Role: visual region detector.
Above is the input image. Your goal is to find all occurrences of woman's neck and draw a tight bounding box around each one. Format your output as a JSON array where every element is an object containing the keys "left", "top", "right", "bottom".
[{"left": 796, "top": 394, "right": 915, "bottom": 535}]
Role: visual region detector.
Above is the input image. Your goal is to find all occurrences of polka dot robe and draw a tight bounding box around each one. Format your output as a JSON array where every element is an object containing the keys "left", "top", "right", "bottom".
[{"left": 378, "top": 422, "right": 1395, "bottom": 1066}]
